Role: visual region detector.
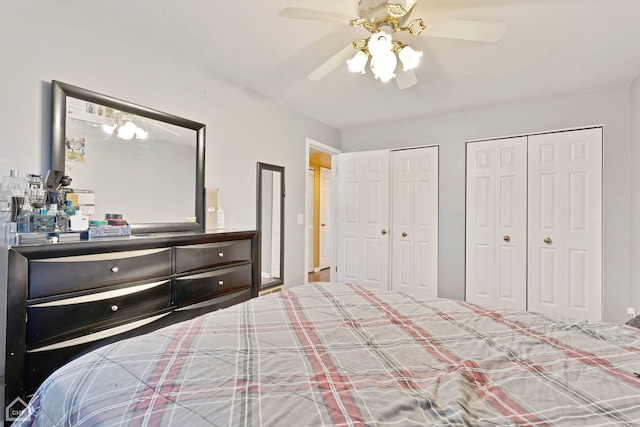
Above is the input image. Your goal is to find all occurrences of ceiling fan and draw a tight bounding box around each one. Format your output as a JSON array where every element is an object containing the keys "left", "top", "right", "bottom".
[{"left": 279, "top": 0, "right": 506, "bottom": 89}]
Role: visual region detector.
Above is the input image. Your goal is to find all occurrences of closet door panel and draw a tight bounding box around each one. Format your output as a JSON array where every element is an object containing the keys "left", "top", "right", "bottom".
[
  {"left": 413, "top": 149, "right": 438, "bottom": 298},
  {"left": 392, "top": 156, "right": 413, "bottom": 294},
  {"left": 466, "top": 146, "right": 496, "bottom": 307},
  {"left": 337, "top": 150, "right": 390, "bottom": 289},
  {"left": 528, "top": 147, "right": 564, "bottom": 317},
  {"left": 494, "top": 139, "right": 527, "bottom": 309},
  {"left": 466, "top": 138, "right": 527, "bottom": 310},
  {"left": 391, "top": 147, "right": 438, "bottom": 298},
  {"left": 528, "top": 128, "right": 602, "bottom": 321}
]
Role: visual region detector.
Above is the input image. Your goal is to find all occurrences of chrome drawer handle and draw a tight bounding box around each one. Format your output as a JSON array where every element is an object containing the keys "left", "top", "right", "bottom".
[
  {"left": 111, "top": 267, "right": 119, "bottom": 273},
  {"left": 110, "top": 305, "right": 119, "bottom": 312},
  {"left": 218, "top": 252, "right": 224, "bottom": 258},
  {"left": 218, "top": 280, "right": 224, "bottom": 286}
]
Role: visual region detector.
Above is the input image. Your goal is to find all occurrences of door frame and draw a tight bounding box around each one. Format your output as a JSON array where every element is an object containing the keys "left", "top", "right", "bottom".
[{"left": 305, "top": 138, "right": 341, "bottom": 282}]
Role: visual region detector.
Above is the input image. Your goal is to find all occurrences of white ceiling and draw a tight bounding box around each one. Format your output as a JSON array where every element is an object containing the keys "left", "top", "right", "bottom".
[{"left": 69, "top": 0, "right": 640, "bottom": 130}]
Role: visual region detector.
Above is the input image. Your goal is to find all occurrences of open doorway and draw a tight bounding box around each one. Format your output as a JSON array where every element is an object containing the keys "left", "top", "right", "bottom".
[{"left": 305, "top": 139, "right": 340, "bottom": 283}]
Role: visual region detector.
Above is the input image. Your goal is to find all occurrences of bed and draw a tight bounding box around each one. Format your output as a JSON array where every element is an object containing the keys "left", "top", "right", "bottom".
[{"left": 13, "top": 283, "right": 640, "bottom": 426}]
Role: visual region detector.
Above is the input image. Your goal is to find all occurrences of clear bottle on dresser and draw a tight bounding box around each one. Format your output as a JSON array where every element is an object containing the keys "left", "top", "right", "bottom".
[{"left": 16, "top": 204, "right": 32, "bottom": 233}]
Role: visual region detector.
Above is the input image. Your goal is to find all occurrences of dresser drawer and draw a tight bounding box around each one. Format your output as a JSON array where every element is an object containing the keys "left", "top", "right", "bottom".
[
  {"left": 174, "top": 264, "right": 252, "bottom": 308},
  {"left": 29, "top": 248, "right": 172, "bottom": 298},
  {"left": 24, "top": 311, "right": 171, "bottom": 394},
  {"left": 175, "top": 240, "right": 251, "bottom": 274},
  {"left": 27, "top": 279, "right": 171, "bottom": 347}
]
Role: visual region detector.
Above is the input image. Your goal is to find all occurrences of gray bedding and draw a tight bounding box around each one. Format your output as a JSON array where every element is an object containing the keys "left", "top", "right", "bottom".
[{"left": 14, "top": 283, "right": 640, "bottom": 426}]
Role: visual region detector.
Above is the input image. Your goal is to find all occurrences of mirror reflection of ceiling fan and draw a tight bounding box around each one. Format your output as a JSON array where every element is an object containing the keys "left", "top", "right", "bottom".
[{"left": 279, "top": 0, "right": 506, "bottom": 89}]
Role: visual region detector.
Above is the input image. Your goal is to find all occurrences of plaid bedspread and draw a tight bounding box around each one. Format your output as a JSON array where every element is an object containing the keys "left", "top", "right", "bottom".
[{"left": 14, "top": 283, "right": 640, "bottom": 426}]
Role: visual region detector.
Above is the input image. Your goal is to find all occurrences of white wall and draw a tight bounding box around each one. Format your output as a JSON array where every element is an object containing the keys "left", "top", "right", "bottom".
[
  {"left": 0, "top": 2, "right": 341, "bottom": 287},
  {"left": 631, "top": 74, "right": 640, "bottom": 313},
  {"left": 342, "top": 87, "right": 631, "bottom": 323}
]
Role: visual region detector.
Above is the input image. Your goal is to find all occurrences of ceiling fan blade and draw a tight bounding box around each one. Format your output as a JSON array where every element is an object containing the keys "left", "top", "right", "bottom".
[
  {"left": 308, "top": 44, "right": 354, "bottom": 81},
  {"left": 279, "top": 7, "right": 352, "bottom": 24},
  {"left": 420, "top": 18, "right": 506, "bottom": 42},
  {"left": 395, "top": 69, "right": 418, "bottom": 89},
  {"left": 403, "top": 0, "right": 418, "bottom": 11}
]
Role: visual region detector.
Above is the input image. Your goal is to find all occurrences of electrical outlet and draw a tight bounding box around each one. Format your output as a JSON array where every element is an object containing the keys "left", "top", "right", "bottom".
[{"left": 627, "top": 307, "right": 637, "bottom": 319}]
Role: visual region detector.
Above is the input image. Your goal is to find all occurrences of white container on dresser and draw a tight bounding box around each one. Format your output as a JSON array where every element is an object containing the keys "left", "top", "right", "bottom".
[{"left": 1, "top": 230, "right": 259, "bottom": 416}]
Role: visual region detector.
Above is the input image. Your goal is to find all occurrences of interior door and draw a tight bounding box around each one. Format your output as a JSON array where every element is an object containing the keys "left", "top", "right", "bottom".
[
  {"left": 307, "top": 168, "right": 314, "bottom": 273},
  {"left": 466, "top": 137, "right": 527, "bottom": 310},
  {"left": 527, "top": 128, "right": 602, "bottom": 321},
  {"left": 319, "top": 167, "right": 332, "bottom": 269},
  {"left": 336, "top": 150, "right": 390, "bottom": 289},
  {"left": 391, "top": 147, "right": 439, "bottom": 298}
]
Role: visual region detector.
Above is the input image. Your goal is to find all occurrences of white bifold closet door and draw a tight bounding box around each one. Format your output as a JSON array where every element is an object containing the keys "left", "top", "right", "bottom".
[
  {"left": 465, "top": 128, "right": 602, "bottom": 321},
  {"left": 336, "top": 147, "right": 439, "bottom": 296},
  {"left": 527, "top": 128, "right": 602, "bottom": 321},
  {"left": 336, "top": 150, "right": 390, "bottom": 290},
  {"left": 466, "top": 137, "right": 528, "bottom": 310},
  {"left": 391, "top": 147, "right": 439, "bottom": 299}
]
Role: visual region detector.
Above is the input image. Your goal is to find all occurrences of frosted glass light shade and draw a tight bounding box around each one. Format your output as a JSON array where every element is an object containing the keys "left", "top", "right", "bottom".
[
  {"left": 370, "top": 51, "right": 397, "bottom": 82},
  {"left": 399, "top": 45, "right": 422, "bottom": 71},
  {"left": 347, "top": 50, "right": 368, "bottom": 74}
]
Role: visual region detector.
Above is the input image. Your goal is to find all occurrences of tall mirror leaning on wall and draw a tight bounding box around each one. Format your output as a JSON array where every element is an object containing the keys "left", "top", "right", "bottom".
[{"left": 256, "top": 163, "right": 285, "bottom": 292}]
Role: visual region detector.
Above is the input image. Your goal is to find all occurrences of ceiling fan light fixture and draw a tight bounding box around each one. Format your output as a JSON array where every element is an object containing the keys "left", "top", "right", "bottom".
[
  {"left": 347, "top": 50, "right": 369, "bottom": 74},
  {"left": 370, "top": 51, "right": 397, "bottom": 82},
  {"left": 398, "top": 45, "right": 422, "bottom": 71}
]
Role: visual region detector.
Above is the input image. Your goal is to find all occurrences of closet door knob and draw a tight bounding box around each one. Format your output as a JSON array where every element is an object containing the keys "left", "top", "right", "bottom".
[
  {"left": 381, "top": 229, "right": 388, "bottom": 235},
  {"left": 402, "top": 232, "right": 408, "bottom": 237},
  {"left": 544, "top": 237, "right": 552, "bottom": 244},
  {"left": 503, "top": 235, "right": 510, "bottom": 242}
]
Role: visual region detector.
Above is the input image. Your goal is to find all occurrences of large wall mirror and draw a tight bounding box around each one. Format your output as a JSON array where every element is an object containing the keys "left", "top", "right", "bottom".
[
  {"left": 257, "top": 163, "right": 285, "bottom": 289},
  {"left": 51, "top": 81, "right": 205, "bottom": 234}
]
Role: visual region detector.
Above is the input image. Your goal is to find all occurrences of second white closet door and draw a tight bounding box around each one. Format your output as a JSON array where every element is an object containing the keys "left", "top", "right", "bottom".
[
  {"left": 527, "top": 128, "right": 602, "bottom": 321},
  {"left": 391, "top": 147, "right": 439, "bottom": 299}
]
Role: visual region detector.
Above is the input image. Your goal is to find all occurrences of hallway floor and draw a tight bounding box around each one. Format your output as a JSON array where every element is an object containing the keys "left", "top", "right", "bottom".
[{"left": 308, "top": 268, "right": 330, "bottom": 282}]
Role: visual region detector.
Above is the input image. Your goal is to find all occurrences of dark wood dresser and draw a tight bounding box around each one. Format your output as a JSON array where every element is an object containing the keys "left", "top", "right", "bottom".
[{"left": 1, "top": 230, "right": 259, "bottom": 419}]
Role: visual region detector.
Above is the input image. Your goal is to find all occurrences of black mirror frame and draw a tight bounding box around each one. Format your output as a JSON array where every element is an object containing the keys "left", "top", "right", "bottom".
[
  {"left": 51, "top": 80, "right": 206, "bottom": 234},
  {"left": 256, "top": 162, "right": 285, "bottom": 290}
]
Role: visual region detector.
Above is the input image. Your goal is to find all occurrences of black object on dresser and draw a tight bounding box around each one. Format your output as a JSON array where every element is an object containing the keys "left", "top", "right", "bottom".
[{"left": 2, "top": 230, "right": 259, "bottom": 420}]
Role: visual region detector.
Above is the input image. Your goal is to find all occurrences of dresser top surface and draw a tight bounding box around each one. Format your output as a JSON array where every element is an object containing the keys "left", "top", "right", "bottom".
[{"left": 5, "top": 229, "right": 258, "bottom": 259}]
